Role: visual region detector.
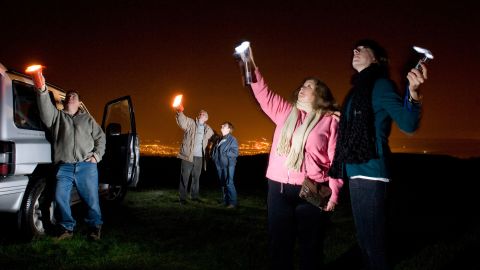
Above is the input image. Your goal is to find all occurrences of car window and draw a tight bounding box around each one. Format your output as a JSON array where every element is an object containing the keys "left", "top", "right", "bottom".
[
  {"left": 104, "top": 99, "right": 132, "bottom": 135},
  {"left": 12, "top": 80, "right": 43, "bottom": 130}
]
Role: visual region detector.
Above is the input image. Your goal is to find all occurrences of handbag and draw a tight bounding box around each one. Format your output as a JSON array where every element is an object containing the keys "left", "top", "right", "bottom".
[{"left": 299, "top": 177, "right": 332, "bottom": 208}]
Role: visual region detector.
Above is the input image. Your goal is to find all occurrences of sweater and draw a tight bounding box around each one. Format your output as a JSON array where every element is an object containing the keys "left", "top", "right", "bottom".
[
  {"left": 37, "top": 89, "right": 106, "bottom": 164},
  {"left": 345, "top": 78, "right": 421, "bottom": 181}
]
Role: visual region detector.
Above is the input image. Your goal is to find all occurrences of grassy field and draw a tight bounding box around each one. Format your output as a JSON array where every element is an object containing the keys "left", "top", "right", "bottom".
[{"left": 1, "top": 154, "right": 480, "bottom": 269}]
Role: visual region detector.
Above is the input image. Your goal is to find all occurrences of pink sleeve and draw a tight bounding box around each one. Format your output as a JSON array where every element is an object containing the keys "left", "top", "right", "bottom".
[
  {"left": 326, "top": 118, "right": 343, "bottom": 204},
  {"left": 250, "top": 69, "right": 292, "bottom": 125}
]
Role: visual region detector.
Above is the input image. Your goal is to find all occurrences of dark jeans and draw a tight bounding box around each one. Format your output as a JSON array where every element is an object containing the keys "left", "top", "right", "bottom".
[
  {"left": 349, "top": 178, "right": 389, "bottom": 270},
  {"left": 179, "top": 157, "right": 203, "bottom": 200},
  {"left": 216, "top": 165, "right": 237, "bottom": 206},
  {"left": 268, "top": 179, "right": 328, "bottom": 270}
]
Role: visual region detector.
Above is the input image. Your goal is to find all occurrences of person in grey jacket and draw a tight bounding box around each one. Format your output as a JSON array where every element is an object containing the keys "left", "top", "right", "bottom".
[
  {"left": 175, "top": 104, "right": 214, "bottom": 204},
  {"left": 33, "top": 73, "right": 106, "bottom": 241}
]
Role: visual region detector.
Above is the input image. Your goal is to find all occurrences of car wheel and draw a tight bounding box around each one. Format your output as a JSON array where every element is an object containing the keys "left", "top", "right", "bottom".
[{"left": 20, "top": 177, "right": 56, "bottom": 238}]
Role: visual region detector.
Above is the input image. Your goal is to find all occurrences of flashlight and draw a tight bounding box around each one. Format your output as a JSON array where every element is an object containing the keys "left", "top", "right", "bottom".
[
  {"left": 172, "top": 95, "right": 183, "bottom": 108},
  {"left": 413, "top": 46, "right": 434, "bottom": 71},
  {"left": 25, "top": 64, "right": 46, "bottom": 89},
  {"left": 234, "top": 41, "right": 252, "bottom": 85}
]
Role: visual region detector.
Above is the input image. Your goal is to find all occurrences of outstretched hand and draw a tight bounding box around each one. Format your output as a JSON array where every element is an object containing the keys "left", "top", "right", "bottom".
[
  {"left": 33, "top": 73, "right": 46, "bottom": 91},
  {"left": 407, "top": 63, "right": 428, "bottom": 100},
  {"left": 175, "top": 104, "right": 184, "bottom": 113}
]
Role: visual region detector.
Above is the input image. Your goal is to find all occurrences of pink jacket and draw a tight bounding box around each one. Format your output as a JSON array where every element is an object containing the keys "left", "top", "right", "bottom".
[{"left": 251, "top": 69, "right": 343, "bottom": 203}]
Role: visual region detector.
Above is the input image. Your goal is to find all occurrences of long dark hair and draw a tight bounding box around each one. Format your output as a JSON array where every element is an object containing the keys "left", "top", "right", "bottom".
[{"left": 293, "top": 77, "right": 339, "bottom": 112}]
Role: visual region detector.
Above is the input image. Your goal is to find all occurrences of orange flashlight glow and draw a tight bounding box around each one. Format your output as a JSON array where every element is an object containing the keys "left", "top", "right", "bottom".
[
  {"left": 25, "top": 65, "right": 44, "bottom": 73},
  {"left": 172, "top": 95, "right": 183, "bottom": 107},
  {"left": 25, "top": 64, "right": 46, "bottom": 89}
]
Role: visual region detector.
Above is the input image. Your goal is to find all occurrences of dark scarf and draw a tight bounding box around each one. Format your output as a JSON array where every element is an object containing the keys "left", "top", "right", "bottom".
[{"left": 328, "top": 64, "right": 386, "bottom": 178}]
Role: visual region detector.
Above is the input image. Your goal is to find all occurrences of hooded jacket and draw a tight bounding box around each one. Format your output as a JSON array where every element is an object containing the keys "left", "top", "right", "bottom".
[{"left": 37, "top": 89, "right": 106, "bottom": 164}]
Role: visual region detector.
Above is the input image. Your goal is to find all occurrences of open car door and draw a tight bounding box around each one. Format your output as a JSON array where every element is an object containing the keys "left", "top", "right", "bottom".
[{"left": 98, "top": 96, "right": 140, "bottom": 202}]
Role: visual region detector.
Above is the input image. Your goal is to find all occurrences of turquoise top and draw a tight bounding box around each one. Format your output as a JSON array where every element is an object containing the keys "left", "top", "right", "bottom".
[{"left": 345, "top": 78, "right": 421, "bottom": 181}]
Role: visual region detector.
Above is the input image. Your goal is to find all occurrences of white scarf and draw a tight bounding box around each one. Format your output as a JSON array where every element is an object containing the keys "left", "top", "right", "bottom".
[{"left": 276, "top": 101, "right": 322, "bottom": 171}]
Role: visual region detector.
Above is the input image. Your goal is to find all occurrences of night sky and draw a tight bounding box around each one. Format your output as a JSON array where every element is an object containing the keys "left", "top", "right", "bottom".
[{"left": 1, "top": 1, "right": 478, "bottom": 145}]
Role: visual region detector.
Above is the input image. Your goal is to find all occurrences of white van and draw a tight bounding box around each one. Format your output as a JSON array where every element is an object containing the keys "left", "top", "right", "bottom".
[{"left": 0, "top": 63, "right": 140, "bottom": 238}]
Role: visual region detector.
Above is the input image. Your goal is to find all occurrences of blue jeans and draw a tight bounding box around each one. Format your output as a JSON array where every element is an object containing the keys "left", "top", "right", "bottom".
[
  {"left": 216, "top": 165, "right": 237, "bottom": 206},
  {"left": 267, "top": 179, "right": 328, "bottom": 270},
  {"left": 55, "top": 162, "right": 103, "bottom": 231},
  {"left": 349, "top": 178, "right": 389, "bottom": 270}
]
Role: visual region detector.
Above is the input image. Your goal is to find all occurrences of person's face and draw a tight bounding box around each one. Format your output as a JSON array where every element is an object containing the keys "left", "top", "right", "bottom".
[
  {"left": 220, "top": 124, "right": 231, "bottom": 136},
  {"left": 198, "top": 111, "right": 208, "bottom": 123},
  {"left": 298, "top": 79, "right": 317, "bottom": 104},
  {"left": 64, "top": 92, "right": 80, "bottom": 111},
  {"left": 352, "top": 46, "right": 377, "bottom": 72}
]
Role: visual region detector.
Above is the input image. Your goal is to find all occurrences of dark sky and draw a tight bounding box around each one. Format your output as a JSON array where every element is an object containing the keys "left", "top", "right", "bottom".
[{"left": 2, "top": 0, "right": 478, "bottom": 144}]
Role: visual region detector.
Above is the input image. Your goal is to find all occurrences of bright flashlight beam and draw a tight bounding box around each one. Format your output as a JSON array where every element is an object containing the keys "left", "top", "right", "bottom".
[
  {"left": 235, "top": 41, "right": 250, "bottom": 54},
  {"left": 172, "top": 95, "right": 183, "bottom": 107},
  {"left": 25, "top": 65, "right": 43, "bottom": 73},
  {"left": 413, "top": 46, "right": 434, "bottom": 59}
]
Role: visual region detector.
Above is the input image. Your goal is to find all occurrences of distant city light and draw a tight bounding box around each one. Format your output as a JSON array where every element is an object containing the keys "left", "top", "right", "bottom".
[{"left": 140, "top": 138, "right": 271, "bottom": 157}]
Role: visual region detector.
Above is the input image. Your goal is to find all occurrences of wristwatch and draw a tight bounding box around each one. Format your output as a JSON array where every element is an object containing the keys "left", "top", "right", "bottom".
[{"left": 408, "top": 94, "right": 422, "bottom": 105}]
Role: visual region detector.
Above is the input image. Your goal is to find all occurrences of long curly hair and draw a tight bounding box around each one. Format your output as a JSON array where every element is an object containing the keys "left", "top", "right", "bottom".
[{"left": 292, "top": 77, "right": 339, "bottom": 112}]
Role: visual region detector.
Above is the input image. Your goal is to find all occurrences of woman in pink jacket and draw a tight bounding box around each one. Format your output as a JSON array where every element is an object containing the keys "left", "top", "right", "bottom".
[{"left": 244, "top": 46, "right": 343, "bottom": 270}]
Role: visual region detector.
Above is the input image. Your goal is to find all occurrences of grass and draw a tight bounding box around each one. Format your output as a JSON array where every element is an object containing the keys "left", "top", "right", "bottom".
[
  {"left": 1, "top": 154, "right": 480, "bottom": 269},
  {"left": 2, "top": 187, "right": 479, "bottom": 270},
  {"left": 0, "top": 189, "right": 271, "bottom": 270}
]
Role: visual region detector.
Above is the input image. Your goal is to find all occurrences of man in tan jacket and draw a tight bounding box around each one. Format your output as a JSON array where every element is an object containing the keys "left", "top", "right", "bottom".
[{"left": 175, "top": 106, "right": 214, "bottom": 204}]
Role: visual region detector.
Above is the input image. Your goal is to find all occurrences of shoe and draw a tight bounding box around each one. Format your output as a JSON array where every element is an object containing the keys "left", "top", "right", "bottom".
[
  {"left": 88, "top": 226, "right": 102, "bottom": 241},
  {"left": 226, "top": 204, "right": 236, "bottom": 209},
  {"left": 56, "top": 230, "right": 73, "bottom": 240}
]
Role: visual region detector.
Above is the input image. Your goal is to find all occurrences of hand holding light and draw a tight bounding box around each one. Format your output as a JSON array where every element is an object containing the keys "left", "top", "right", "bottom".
[
  {"left": 25, "top": 64, "right": 46, "bottom": 90},
  {"left": 172, "top": 94, "right": 184, "bottom": 112},
  {"left": 234, "top": 41, "right": 253, "bottom": 85},
  {"left": 406, "top": 46, "right": 432, "bottom": 100}
]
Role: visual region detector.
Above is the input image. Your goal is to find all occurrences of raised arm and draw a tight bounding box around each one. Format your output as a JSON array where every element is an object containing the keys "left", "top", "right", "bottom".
[
  {"left": 35, "top": 78, "right": 59, "bottom": 129},
  {"left": 175, "top": 111, "right": 195, "bottom": 131},
  {"left": 244, "top": 46, "right": 293, "bottom": 124}
]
